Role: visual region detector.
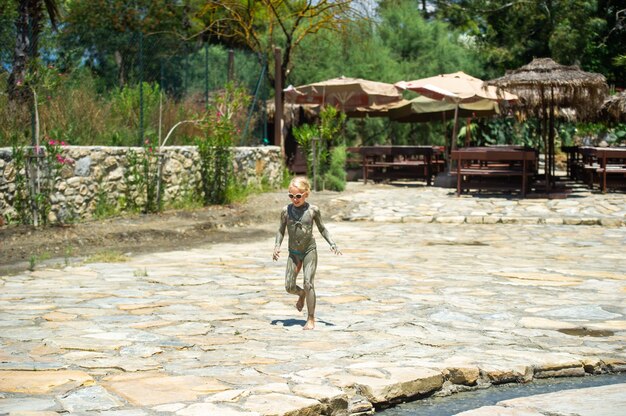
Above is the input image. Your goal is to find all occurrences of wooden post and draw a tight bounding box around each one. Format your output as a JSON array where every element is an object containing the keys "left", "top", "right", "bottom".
[{"left": 273, "top": 47, "right": 284, "bottom": 156}]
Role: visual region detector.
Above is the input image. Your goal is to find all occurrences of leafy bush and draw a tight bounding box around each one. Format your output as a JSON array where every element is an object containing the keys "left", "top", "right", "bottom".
[
  {"left": 323, "top": 145, "right": 347, "bottom": 192},
  {"left": 473, "top": 117, "right": 538, "bottom": 148},
  {"left": 292, "top": 123, "right": 319, "bottom": 174},
  {"left": 122, "top": 138, "right": 162, "bottom": 214},
  {"left": 292, "top": 106, "right": 347, "bottom": 191},
  {"left": 9, "top": 137, "right": 74, "bottom": 225},
  {"left": 611, "top": 124, "right": 626, "bottom": 145},
  {"left": 196, "top": 82, "right": 251, "bottom": 205},
  {"left": 109, "top": 82, "right": 161, "bottom": 145}
]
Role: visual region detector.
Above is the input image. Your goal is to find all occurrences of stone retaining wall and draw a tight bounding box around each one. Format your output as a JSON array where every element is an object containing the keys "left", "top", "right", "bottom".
[{"left": 0, "top": 146, "right": 283, "bottom": 223}]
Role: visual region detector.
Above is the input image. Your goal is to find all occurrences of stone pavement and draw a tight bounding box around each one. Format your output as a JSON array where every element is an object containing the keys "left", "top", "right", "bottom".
[
  {"left": 331, "top": 181, "right": 626, "bottom": 226},
  {"left": 0, "top": 182, "right": 625, "bottom": 415}
]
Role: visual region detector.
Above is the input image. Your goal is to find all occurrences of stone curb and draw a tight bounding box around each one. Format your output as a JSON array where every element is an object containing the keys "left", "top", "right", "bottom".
[
  {"left": 1, "top": 358, "right": 623, "bottom": 414},
  {"left": 337, "top": 215, "right": 626, "bottom": 227}
]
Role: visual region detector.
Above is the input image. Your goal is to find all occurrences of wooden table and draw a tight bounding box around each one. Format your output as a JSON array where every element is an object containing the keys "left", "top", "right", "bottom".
[
  {"left": 580, "top": 147, "right": 626, "bottom": 193},
  {"left": 451, "top": 147, "right": 537, "bottom": 197},
  {"left": 347, "top": 146, "right": 444, "bottom": 185}
]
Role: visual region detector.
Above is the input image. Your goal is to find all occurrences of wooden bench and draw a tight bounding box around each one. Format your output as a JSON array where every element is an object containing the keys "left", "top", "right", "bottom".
[
  {"left": 451, "top": 148, "right": 537, "bottom": 197},
  {"left": 347, "top": 145, "right": 444, "bottom": 185},
  {"left": 580, "top": 147, "right": 626, "bottom": 193}
]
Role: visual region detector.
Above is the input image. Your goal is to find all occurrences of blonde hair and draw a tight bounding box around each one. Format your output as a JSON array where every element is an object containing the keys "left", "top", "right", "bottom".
[{"left": 289, "top": 176, "right": 311, "bottom": 193}]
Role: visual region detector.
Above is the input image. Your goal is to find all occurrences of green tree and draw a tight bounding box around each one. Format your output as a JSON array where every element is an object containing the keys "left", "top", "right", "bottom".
[
  {"left": 377, "top": 0, "right": 484, "bottom": 79},
  {"left": 0, "top": 0, "right": 17, "bottom": 70},
  {"left": 289, "top": 19, "right": 399, "bottom": 85},
  {"left": 431, "top": 0, "right": 624, "bottom": 85},
  {"left": 195, "top": 0, "right": 362, "bottom": 88},
  {"left": 586, "top": 1, "right": 626, "bottom": 87},
  {"left": 61, "top": 0, "right": 194, "bottom": 89}
]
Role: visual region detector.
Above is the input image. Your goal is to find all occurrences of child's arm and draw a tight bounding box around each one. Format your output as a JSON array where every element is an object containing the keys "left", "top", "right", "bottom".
[
  {"left": 273, "top": 207, "right": 288, "bottom": 261},
  {"left": 312, "top": 206, "right": 341, "bottom": 255}
]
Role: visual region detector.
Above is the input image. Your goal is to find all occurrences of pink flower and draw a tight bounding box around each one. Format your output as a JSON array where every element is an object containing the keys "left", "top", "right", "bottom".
[
  {"left": 49, "top": 140, "right": 55, "bottom": 145},
  {"left": 61, "top": 141, "right": 66, "bottom": 146}
]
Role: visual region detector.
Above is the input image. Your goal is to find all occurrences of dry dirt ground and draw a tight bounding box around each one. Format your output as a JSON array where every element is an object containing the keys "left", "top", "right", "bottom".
[{"left": 0, "top": 189, "right": 353, "bottom": 275}]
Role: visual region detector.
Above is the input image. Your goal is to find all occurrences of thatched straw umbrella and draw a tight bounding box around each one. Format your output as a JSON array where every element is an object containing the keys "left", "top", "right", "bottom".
[
  {"left": 600, "top": 91, "right": 626, "bottom": 123},
  {"left": 488, "top": 58, "right": 608, "bottom": 191}
]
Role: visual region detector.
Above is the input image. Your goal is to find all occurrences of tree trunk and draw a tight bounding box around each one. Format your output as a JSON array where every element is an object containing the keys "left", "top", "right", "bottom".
[
  {"left": 7, "top": 0, "right": 32, "bottom": 103},
  {"left": 114, "top": 50, "right": 127, "bottom": 87}
]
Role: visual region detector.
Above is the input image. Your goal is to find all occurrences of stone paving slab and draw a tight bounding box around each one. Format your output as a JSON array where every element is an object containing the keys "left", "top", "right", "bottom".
[{"left": 1, "top": 184, "right": 625, "bottom": 415}]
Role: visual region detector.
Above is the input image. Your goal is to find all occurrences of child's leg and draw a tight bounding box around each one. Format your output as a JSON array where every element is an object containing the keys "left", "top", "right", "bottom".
[
  {"left": 285, "top": 255, "right": 305, "bottom": 311},
  {"left": 301, "top": 250, "right": 318, "bottom": 330}
]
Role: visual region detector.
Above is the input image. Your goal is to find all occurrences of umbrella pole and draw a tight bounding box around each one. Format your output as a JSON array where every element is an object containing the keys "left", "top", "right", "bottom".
[
  {"left": 451, "top": 103, "right": 460, "bottom": 152},
  {"left": 442, "top": 112, "right": 449, "bottom": 170},
  {"left": 541, "top": 120, "right": 550, "bottom": 192},
  {"left": 541, "top": 98, "right": 550, "bottom": 193},
  {"left": 443, "top": 111, "right": 447, "bottom": 149},
  {"left": 550, "top": 87, "right": 556, "bottom": 186},
  {"left": 548, "top": 106, "right": 556, "bottom": 189},
  {"left": 312, "top": 137, "right": 318, "bottom": 191}
]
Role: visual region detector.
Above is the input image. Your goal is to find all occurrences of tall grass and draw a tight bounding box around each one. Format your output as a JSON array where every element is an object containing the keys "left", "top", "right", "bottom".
[{"left": 0, "top": 69, "right": 205, "bottom": 147}]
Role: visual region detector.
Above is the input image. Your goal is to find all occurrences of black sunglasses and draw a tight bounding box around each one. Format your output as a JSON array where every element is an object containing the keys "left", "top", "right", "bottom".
[{"left": 288, "top": 193, "right": 303, "bottom": 199}]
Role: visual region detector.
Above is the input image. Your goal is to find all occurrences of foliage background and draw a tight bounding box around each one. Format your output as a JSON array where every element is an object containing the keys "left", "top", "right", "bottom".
[{"left": 1, "top": 0, "right": 624, "bottom": 150}]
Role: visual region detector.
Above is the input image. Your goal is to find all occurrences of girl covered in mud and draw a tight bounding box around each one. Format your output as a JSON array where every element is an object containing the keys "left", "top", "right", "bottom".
[{"left": 272, "top": 176, "right": 341, "bottom": 330}]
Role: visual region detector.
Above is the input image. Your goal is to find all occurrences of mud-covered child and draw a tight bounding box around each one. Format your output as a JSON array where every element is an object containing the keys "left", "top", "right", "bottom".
[{"left": 272, "top": 176, "right": 341, "bottom": 330}]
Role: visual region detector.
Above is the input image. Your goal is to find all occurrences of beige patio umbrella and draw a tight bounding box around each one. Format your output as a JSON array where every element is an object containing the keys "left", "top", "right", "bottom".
[
  {"left": 344, "top": 100, "right": 411, "bottom": 118},
  {"left": 395, "top": 71, "right": 518, "bottom": 152},
  {"left": 389, "top": 95, "right": 499, "bottom": 123},
  {"left": 488, "top": 57, "right": 609, "bottom": 191},
  {"left": 396, "top": 71, "right": 518, "bottom": 103},
  {"left": 283, "top": 76, "right": 404, "bottom": 112}
]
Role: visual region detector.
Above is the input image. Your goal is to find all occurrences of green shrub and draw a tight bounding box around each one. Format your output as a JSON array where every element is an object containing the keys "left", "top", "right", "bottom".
[
  {"left": 196, "top": 82, "right": 251, "bottom": 205},
  {"left": 323, "top": 145, "right": 347, "bottom": 192},
  {"left": 122, "top": 140, "right": 162, "bottom": 214},
  {"left": 292, "top": 123, "right": 319, "bottom": 174}
]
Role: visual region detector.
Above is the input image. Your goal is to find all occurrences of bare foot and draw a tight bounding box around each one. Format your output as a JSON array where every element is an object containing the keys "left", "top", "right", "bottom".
[
  {"left": 296, "top": 295, "right": 305, "bottom": 312},
  {"left": 303, "top": 317, "right": 315, "bottom": 330}
]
